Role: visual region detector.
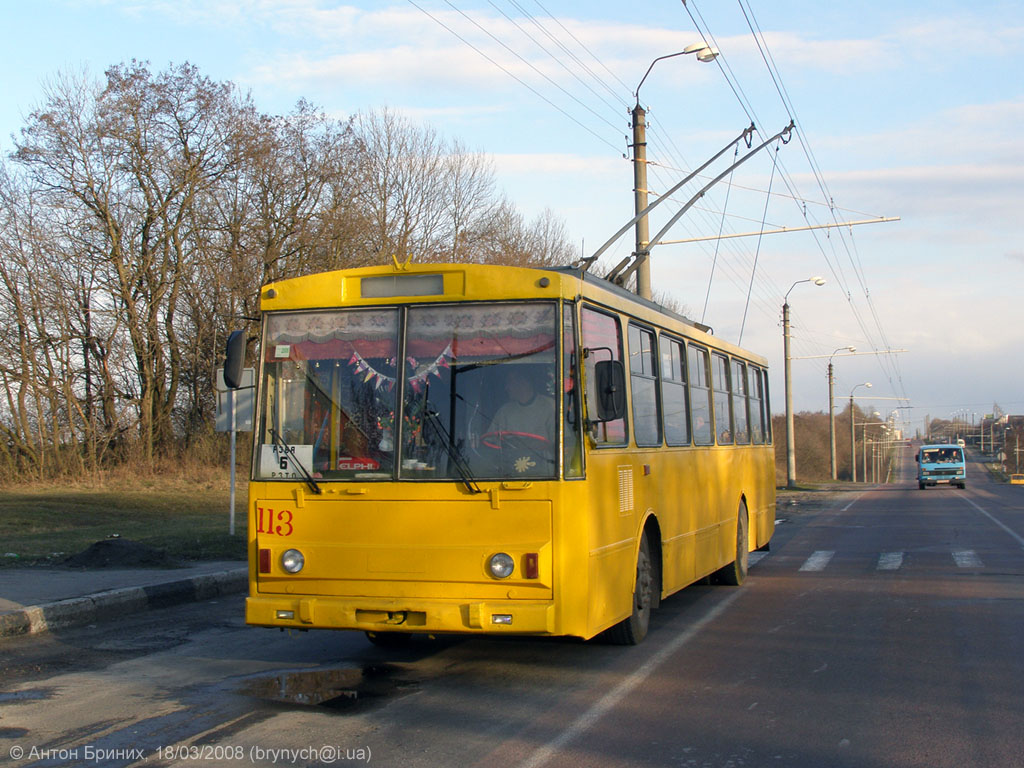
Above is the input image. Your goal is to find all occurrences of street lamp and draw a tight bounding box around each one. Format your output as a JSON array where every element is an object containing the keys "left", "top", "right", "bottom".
[
  {"left": 849, "top": 382, "right": 872, "bottom": 482},
  {"left": 784, "top": 276, "right": 826, "bottom": 488},
  {"left": 632, "top": 44, "right": 719, "bottom": 299},
  {"left": 860, "top": 411, "right": 884, "bottom": 483},
  {"left": 828, "top": 346, "right": 856, "bottom": 480}
]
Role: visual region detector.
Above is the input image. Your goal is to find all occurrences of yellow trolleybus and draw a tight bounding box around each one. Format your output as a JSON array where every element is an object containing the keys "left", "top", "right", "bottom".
[{"left": 224, "top": 261, "right": 774, "bottom": 644}]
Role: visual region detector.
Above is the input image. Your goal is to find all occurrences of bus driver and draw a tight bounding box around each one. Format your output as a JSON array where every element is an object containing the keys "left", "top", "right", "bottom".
[{"left": 484, "top": 367, "right": 556, "bottom": 475}]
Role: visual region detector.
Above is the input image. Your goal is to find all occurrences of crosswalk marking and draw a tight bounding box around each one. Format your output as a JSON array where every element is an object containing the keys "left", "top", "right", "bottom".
[
  {"left": 877, "top": 551, "right": 904, "bottom": 570},
  {"left": 754, "top": 549, "right": 989, "bottom": 572},
  {"left": 784, "top": 549, "right": 987, "bottom": 572},
  {"left": 952, "top": 549, "right": 983, "bottom": 568},
  {"left": 799, "top": 550, "right": 835, "bottom": 572}
]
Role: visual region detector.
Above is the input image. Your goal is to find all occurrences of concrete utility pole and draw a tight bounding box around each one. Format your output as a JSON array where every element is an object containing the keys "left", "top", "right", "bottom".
[
  {"left": 828, "top": 361, "right": 837, "bottom": 479},
  {"left": 784, "top": 301, "right": 795, "bottom": 485},
  {"left": 628, "top": 44, "right": 719, "bottom": 300},
  {"left": 632, "top": 103, "right": 651, "bottom": 299},
  {"left": 849, "top": 382, "right": 872, "bottom": 482},
  {"left": 828, "top": 346, "right": 856, "bottom": 480},
  {"left": 784, "top": 277, "right": 825, "bottom": 488}
]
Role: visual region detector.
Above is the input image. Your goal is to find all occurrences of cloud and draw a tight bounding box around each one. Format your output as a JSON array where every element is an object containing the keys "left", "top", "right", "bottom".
[
  {"left": 212, "top": 3, "right": 730, "bottom": 103},
  {"left": 491, "top": 151, "right": 622, "bottom": 176}
]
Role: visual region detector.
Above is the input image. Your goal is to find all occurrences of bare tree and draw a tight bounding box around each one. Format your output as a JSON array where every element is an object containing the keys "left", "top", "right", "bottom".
[
  {"left": 439, "top": 139, "right": 499, "bottom": 262},
  {"left": 1, "top": 63, "right": 581, "bottom": 482},
  {"left": 354, "top": 108, "right": 448, "bottom": 260},
  {"left": 14, "top": 62, "right": 245, "bottom": 463}
]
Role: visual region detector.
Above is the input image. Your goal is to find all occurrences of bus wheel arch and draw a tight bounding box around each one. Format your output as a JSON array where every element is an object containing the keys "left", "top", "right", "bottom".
[
  {"left": 641, "top": 515, "right": 662, "bottom": 611},
  {"left": 602, "top": 517, "right": 662, "bottom": 645},
  {"left": 713, "top": 498, "right": 749, "bottom": 586}
]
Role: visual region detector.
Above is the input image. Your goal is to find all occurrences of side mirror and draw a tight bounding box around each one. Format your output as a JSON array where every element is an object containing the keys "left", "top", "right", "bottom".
[
  {"left": 914, "top": 452, "right": 919, "bottom": 463},
  {"left": 224, "top": 330, "right": 247, "bottom": 389},
  {"left": 595, "top": 360, "right": 626, "bottom": 422}
]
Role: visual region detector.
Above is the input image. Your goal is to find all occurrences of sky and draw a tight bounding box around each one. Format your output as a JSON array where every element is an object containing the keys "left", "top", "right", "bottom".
[{"left": 4, "top": 0, "right": 1023, "bottom": 435}]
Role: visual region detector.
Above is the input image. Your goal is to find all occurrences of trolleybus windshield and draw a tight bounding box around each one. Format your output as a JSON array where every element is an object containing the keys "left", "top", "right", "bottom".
[{"left": 256, "top": 302, "right": 561, "bottom": 482}]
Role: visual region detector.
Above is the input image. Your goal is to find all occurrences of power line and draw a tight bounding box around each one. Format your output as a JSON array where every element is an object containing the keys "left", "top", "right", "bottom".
[
  {"left": 486, "top": 0, "right": 626, "bottom": 118},
  {"left": 682, "top": 0, "right": 909, "bottom": 405},
  {"left": 405, "top": 0, "right": 624, "bottom": 153}
]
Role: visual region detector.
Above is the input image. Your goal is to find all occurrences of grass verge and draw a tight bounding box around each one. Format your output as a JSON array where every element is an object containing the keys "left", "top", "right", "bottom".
[{"left": 0, "top": 474, "right": 247, "bottom": 567}]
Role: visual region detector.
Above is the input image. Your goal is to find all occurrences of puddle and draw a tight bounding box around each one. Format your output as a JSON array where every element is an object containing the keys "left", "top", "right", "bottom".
[
  {"left": 0, "top": 688, "right": 57, "bottom": 704},
  {"left": 241, "top": 664, "right": 419, "bottom": 712}
]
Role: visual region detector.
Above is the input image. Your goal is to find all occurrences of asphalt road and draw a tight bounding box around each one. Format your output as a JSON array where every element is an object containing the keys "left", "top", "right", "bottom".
[{"left": 1, "top": 444, "right": 1022, "bottom": 768}]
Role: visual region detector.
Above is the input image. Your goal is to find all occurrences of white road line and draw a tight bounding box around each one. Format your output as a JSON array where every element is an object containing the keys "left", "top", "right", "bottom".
[
  {"left": 877, "top": 552, "right": 904, "bottom": 570},
  {"left": 517, "top": 591, "right": 742, "bottom": 768},
  {"left": 749, "top": 551, "right": 769, "bottom": 567},
  {"left": 799, "top": 551, "right": 835, "bottom": 572},
  {"left": 960, "top": 495, "right": 1024, "bottom": 549},
  {"left": 841, "top": 493, "right": 866, "bottom": 512},
  {"left": 952, "top": 549, "right": 983, "bottom": 568}
]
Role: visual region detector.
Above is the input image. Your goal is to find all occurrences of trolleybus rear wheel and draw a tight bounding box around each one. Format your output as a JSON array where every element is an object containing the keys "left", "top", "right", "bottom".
[{"left": 714, "top": 501, "right": 749, "bottom": 586}]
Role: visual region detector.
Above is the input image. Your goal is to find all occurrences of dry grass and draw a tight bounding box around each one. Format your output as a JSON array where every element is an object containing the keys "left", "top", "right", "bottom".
[{"left": 0, "top": 462, "right": 248, "bottom": 567}]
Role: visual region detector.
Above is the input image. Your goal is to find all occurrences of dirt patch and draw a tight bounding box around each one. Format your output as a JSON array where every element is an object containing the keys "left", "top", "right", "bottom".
[
  {"left": 775, "top": 486, "right": 849, "bottom": 517},
  {"left": 61, "top": 538, "right": 181, "bottom": 569}
]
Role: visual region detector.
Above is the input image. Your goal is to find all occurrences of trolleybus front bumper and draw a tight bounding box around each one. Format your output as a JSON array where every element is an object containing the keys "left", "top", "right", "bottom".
[{"left": 246, "top": 594, "right": 556, "bottom": 635}]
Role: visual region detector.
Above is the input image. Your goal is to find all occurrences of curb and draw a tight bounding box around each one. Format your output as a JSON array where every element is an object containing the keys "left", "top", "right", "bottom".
[{"left": 0, "top": 566, "right": 248, "bottom": 638}]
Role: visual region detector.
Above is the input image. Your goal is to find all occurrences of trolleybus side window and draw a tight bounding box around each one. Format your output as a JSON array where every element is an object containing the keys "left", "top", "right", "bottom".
[
  {"left": 749, "top": 365, "right": 766, "bottom": 444},
  {"left": 563, "top": 303, "right": 584, "bottom": 478},
  {"left": 581, "top": 306, "right": 627, "bottom": 446},
  {"left": 688, "top": 345, "right": 714, "bottom": 446},
  {"left": 712, "top": 353, "right": 734, "bottom": 445},
  {"left": 628, "top": 324, "right": 661, "bottom": 447},
  {"left": 732, "top": 359, "right": 750, "bottom": 445},
  {"left": 660, "top": 335, "right": 691, "bottom": 446}
]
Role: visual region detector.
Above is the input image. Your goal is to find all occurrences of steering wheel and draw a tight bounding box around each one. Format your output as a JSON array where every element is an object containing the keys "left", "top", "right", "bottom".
[{"left": 480, "top": 430, "right": 551, "bottom": 450}]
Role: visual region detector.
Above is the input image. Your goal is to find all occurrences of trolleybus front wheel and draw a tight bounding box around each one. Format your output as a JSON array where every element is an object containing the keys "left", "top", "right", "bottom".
[{"left": 602, "top": 531, "right": 656, "bottom": 645}]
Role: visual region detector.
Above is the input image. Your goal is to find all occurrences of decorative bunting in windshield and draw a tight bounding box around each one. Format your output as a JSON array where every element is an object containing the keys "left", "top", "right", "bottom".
[{"left": 349, "top": 343, "right": 453, "bottom": 392}]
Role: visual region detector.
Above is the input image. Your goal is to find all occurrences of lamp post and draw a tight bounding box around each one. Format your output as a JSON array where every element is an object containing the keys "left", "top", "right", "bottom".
[
  {"left": 849, "top": 382, "right": 872, "bottom": 482},
  {"left": 784, "top": 276, "right": 826, "bottom": 488},
  {"left": 860, "top": 414, "right": 882, "bottom": 483},
  {"left": 632, "top": 44, "right": 719, "bottom": 299},
  {"left": 828, "top": 346, "right": 856, "bottom": 480}
]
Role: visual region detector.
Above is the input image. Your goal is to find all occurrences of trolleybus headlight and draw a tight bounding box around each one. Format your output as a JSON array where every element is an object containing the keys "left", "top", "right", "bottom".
[
  {"left": 281, "top": 549, "right": 305, "bottom": 574},
  {"left": 488, "top": 552, "right": 515, "bottom": 579}
]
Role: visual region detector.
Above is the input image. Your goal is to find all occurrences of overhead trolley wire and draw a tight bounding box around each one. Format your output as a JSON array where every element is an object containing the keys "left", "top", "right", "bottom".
[
  {"left": 738, "top": 0, "right": 909, "bottom": 403},
  {"left": 406, "top": 0, "right": 624, "bottom": 153},
  {"left": 703, "top": 142, "right": 739, "bottom": 324},
  {"left": 528, "top": 0, "right": 635, "bottom": 96},
  {"left": 738, "top": 140, "right": 780, "bottom": 346},
  {"left": 683, "top": 0, "right": 909, "bottom": 403},
  {"left": 510, "top": 0, "right": 632, "bottom": 110},
  {"left": 636, "top": 105, "right": 791, "bottom": 322},
  {"left": 487, "top": 0, "right": 628, "bottom": 117},
  {"left": 408, "top": 0, "right": 791, "bottom": 327},
  {"left": 642, "top": 128, "right": 792, "bottom": 328},
  {"left": 440, "top": 0, "right": 624, "bottom": 134},
  {"left": 408, "top": 0, "right": 903, "bottom": 399}
]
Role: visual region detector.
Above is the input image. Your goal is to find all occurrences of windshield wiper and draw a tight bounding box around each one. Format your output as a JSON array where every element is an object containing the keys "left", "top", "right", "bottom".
[
  {"left": 422, "top": 407, "right": 482, "bottom": 494},
  {"left": 269, "top": 428, "right": 322, "bottom": 495}
]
